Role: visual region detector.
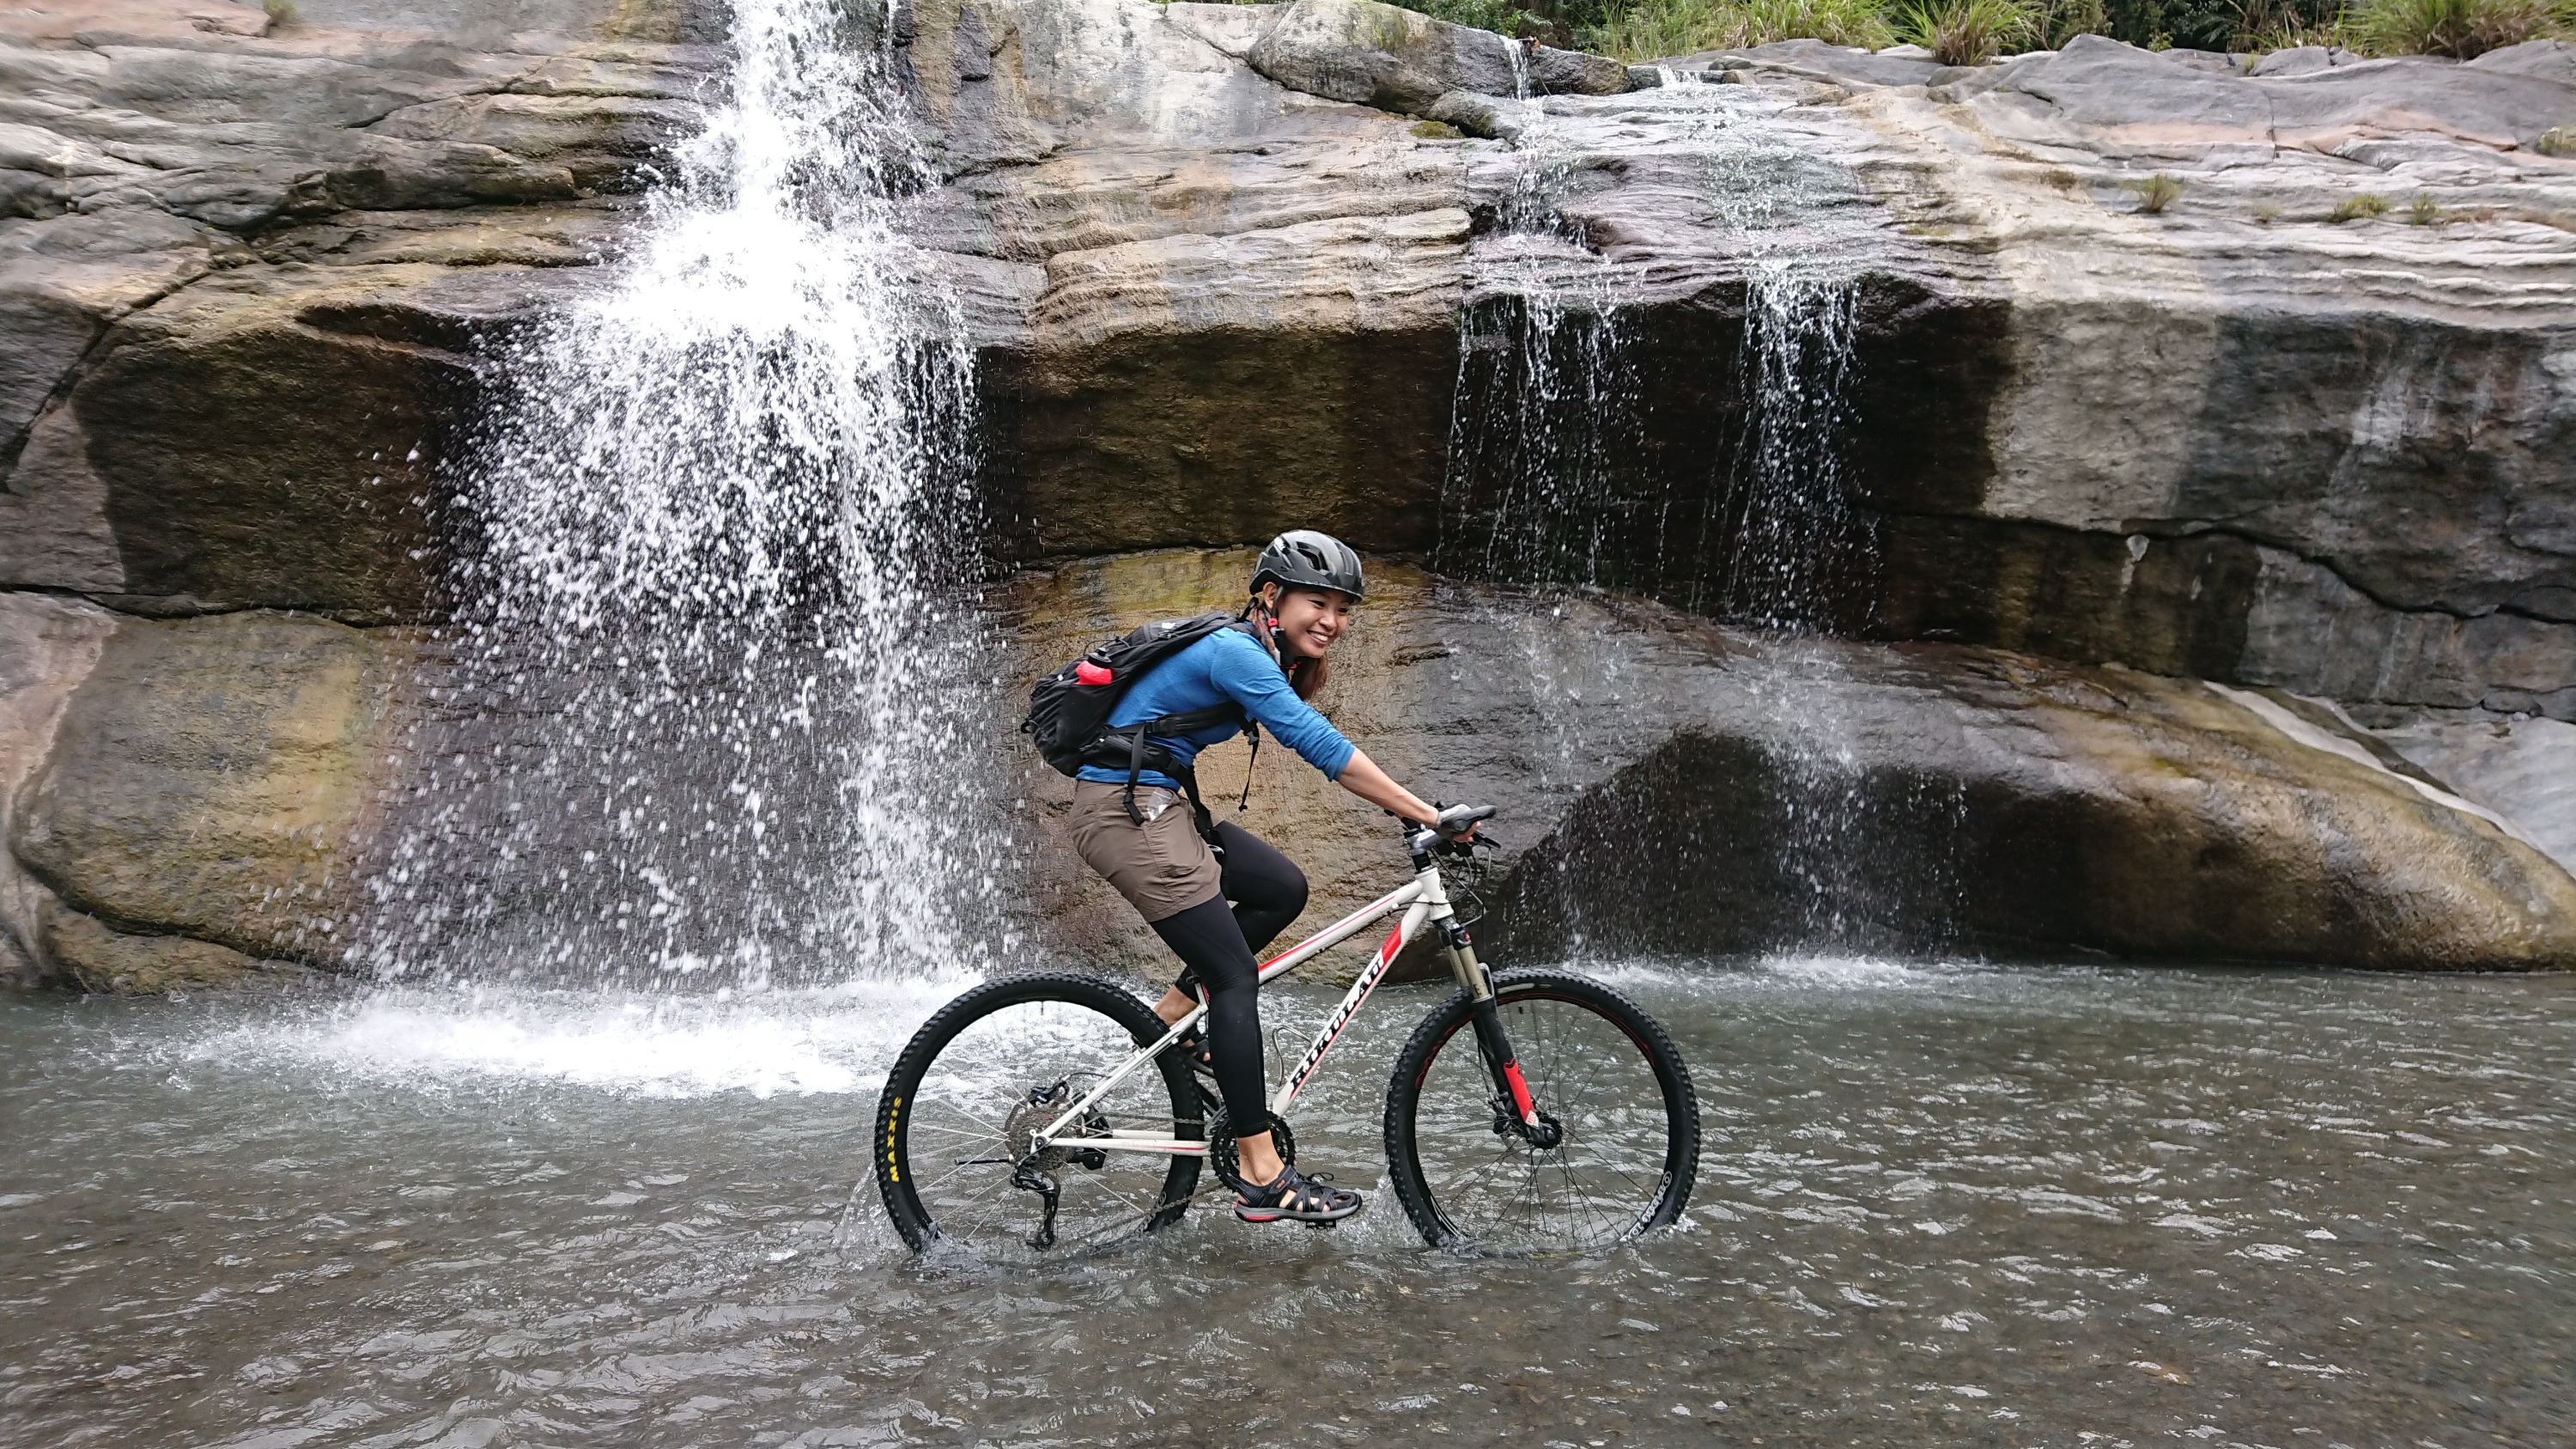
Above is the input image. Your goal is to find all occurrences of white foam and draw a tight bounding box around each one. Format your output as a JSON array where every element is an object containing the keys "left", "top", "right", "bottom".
[
  {"left": 1753, "top": 953, "right": 1947, "bottom": 988},
  {"left": 173, "top": 983, "right": 962, "bottom": 1099}
]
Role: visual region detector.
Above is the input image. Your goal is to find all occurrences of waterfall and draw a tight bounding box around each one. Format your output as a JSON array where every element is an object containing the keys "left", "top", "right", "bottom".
[
  {"left": 1697, "top": 265, "right": 1872, "bottom": 631},
  {"left": 1435, "top": 80, "right": 1880, "bottom": 618},
  {"left": 1440, "top": 76, "right": 1964, "bottom": 956},
  {"left": 1436, "top": 45, "right": 1641, "bottom": 594},
  {"left": 358, "top": 0, "right": 998, "bottom": 989}
]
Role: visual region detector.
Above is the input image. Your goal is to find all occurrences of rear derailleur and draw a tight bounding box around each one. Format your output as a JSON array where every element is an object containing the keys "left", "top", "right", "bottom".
[{"left": 1003, "top": 1080, "right": 1109, "bottom": 1251}]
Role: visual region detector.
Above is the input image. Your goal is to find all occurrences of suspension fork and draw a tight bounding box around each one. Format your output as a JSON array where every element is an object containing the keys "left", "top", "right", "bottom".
[{"left": 1440, "top": 912, "right": 1563, "bottom": 1149}]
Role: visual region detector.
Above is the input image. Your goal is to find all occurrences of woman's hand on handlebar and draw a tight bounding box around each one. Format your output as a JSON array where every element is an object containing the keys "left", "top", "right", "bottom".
[{"left": 1432, "top": 801, "right": 1495, "bottom": 843}]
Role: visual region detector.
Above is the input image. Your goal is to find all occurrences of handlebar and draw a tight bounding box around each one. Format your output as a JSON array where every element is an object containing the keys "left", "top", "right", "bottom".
[{"left": 1405, "top": 803, "right": 1499, "bottom": 859}]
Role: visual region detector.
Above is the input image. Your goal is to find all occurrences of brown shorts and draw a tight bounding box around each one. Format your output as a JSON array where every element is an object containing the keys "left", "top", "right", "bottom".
[{"left": 1067, "top": 780, "right": 1223, "bottom": 923}]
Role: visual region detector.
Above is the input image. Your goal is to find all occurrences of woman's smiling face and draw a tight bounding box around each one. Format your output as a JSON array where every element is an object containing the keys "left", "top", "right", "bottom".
[{"left": 1270, "top": 586, "right": 1353, "bottom": 660}]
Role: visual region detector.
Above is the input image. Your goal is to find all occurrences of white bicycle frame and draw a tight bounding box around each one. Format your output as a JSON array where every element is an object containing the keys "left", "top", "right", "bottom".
[{"left": 1025, "top": 850, "right": 1498, "bottom": 1159}]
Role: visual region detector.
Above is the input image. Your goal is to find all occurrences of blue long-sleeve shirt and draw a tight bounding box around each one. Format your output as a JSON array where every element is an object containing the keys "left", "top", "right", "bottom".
[{"left": 1074, "top": 626, "right": 1355, "bottom": 791}]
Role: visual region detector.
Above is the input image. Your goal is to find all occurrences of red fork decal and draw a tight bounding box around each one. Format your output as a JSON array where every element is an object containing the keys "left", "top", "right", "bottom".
[{"left": 1502, "top": 1060, "right": 1538, "bottom": 1122}]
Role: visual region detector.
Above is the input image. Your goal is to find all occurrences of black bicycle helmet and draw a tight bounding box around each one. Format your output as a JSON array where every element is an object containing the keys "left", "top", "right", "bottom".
[{"left": 1250, "top": 529, "right": 1365, "bottom": 602}]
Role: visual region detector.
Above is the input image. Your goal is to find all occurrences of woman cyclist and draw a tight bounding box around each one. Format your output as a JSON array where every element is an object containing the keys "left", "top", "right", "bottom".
[{"left": 1066, "top": 530, "right": 1473, "bottom": 1226}]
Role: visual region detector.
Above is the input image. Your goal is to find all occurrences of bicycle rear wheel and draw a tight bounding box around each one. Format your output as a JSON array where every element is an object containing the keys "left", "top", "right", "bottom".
[
  {"left": 1385, "top": 969, "right": 1698, "bottom": 1255},
  {"left": 875, "top": 971, "right": 1202, "bottom": 1261}
]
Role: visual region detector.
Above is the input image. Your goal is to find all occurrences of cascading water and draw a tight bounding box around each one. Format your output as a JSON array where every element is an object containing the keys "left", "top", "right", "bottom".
[
  {"left": 359, "top": 0, "right": 999, "bottom": 990},
  {"left": 1697, "top": 265, "right": 1870, "bottom": 630},
  {"left": 1437, "top": 41, "right": 1642, "bottom": 594},
  {"left": 1442, "top": 72, "right": 1959, "bottom": 953}
]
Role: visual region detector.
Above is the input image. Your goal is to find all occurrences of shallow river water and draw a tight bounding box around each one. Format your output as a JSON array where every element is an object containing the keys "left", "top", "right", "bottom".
[{"left": 4, "top": 959, "right": 2571, "bottom": 1449}]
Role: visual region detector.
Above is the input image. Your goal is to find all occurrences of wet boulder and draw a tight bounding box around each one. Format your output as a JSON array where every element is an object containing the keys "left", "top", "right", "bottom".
[{"left": 9, "top": 610, "right": 416, "bottom": 968}]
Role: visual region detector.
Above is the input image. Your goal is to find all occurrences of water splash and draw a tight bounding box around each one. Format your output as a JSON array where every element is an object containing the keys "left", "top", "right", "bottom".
[{"left": 360, "top": 0, "right": 998, "bottom": 989}]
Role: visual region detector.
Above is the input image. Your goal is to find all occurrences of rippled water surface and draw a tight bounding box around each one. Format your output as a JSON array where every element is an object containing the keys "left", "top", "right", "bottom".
[{"left": 4, "top": 960, "right": 2571, "bottom": 1448}]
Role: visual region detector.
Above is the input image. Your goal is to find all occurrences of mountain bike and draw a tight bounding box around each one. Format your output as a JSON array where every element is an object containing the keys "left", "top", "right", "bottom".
[{"left": 872, "top": 806, "right": 1701, "bottom": 1259}]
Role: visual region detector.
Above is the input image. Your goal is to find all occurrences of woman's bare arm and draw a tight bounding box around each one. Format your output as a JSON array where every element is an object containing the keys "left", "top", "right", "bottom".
[{"left": 1334, "top": 750, "right": 1473, "bottom": 836}]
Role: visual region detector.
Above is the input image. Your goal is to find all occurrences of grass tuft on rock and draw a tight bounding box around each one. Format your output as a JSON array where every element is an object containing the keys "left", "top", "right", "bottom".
[
  {"left": 1581, "top": 0, "right": 1897, "bottom": 57},
  {"left": 2405, "top": 192, "right": 2440, "bottom": 223},
  {"left": 2123, "top": 171, "right": 2185, "bottom": 213},
  {"left": 2538, "top": 125, "right": 2576, "bottom": 157},
  {"left": 2329, "top": 192, "right": 2391, "bottom": 222}
]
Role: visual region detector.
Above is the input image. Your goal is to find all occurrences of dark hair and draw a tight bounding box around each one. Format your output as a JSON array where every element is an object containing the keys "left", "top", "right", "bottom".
[{"left": 1287, "top": 654, "right": 1328, "bottom": 703}]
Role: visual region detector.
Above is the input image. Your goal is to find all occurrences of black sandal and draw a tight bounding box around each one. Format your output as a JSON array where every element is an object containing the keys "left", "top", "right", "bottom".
[{"left": 1234, "top": 1163, "right": 1362, "bottom": 1224}]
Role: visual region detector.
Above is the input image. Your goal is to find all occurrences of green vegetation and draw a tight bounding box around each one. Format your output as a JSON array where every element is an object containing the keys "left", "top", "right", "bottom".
[
  {"left": 2124, "top": 171, "right": 2185, "bottom": 212},
  {"left": 1898, "top": 0, "right": 2038, "bottom": 61},
  {"left": 2345, "top": 0, "right": 2573, "bottom": 57},
  {"left": 2405, "top": 192, "right": 2440, "bottom": 223},
  {"left": 1410, "top": 0, "right": 1549, "bottom": 34},
  {"left": 1388, "top": 0, "right": 2566, "bottom": 60},
  {"left": 2329, "top": 192, "right": 2391, "bottom": 221},
  {"left": 1579, "top": 0, "right": 1894, "bottom": 54},
  {"left": 262, "top": 0, "right": 297, "bottom": 23},
  {"left": 2540, "top": 126, "right": 2576, "bottom": 156}
]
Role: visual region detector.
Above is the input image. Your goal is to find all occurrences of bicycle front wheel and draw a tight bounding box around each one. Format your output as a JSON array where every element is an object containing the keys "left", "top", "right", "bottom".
[
  {"left": 875, "top": 971, "right": 1202, "bottom": 1262},
  {"left": 1385, "top": 969, "right": 1698, "bottom": 1255}
]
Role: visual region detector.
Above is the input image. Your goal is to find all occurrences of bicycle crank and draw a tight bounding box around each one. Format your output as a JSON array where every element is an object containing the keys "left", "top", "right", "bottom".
[{"left": 1205, "top": 1101, "right": 1296, "bottom": 1190}]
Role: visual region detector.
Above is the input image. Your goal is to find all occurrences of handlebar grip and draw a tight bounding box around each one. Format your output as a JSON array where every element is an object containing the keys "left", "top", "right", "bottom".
[{"left": 1434, "top": 802, "right": 1496, "bottom": 835}]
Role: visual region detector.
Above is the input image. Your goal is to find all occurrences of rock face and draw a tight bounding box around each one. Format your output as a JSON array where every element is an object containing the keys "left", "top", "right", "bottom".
[
  {"left": 3, "top": 0, "right": 2573, "bottom": 985},
  {"left": 1009, "top": 552, "right": 2576, "bottom": 976},
  {"left": 0, "top": 0, "right": 713, "bottom": 621},
  {"left": 896, "top": 3, "right": 2573, "bottom": 732},
  {"left": 0, "top": 593, "right": 113, "bottom": 987},
  {"left": 1246, "top": 0, "right": 1628, "bottom": 117},
  {"left": 0, "top": 0, "right": 684, "bottom": 986},
  {"left": 12, "top": 610, "right": 414, "bottom": 964}
]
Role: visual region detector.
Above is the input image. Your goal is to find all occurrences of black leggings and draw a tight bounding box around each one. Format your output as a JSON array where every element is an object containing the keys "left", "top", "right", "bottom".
[{"left": 1148, "top": 822, "right": 1308, "bottom": 1142}]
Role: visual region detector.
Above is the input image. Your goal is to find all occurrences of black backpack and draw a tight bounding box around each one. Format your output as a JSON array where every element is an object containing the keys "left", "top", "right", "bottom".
[{"left": 1023, "top": 612, "right": 1263, "bottom": 837}]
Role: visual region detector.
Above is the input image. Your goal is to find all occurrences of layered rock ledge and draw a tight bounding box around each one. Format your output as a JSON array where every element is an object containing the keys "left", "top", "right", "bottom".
[{"left": 2, "top": 0, "right": 2571, "bottom": 985}]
